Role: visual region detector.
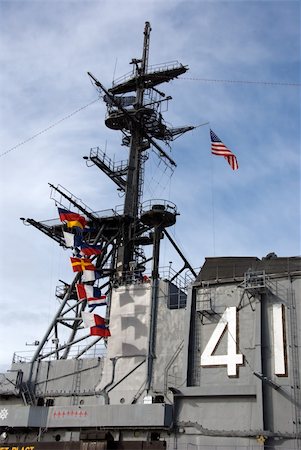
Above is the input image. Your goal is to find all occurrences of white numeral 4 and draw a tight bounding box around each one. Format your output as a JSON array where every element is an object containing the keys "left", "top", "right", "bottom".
[{"left": 200, "top": 306, "right": 243, "bottom": 376}]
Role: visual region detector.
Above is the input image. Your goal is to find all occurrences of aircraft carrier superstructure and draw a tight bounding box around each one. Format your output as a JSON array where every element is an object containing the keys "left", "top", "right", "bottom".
[{"left": 0, "top": 22, "right": 300, "bottom": 450}]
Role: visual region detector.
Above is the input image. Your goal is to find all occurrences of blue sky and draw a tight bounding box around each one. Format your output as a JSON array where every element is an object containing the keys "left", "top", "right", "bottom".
[{"left": 0, "top": 0, "right": 300, "bottom": 371}]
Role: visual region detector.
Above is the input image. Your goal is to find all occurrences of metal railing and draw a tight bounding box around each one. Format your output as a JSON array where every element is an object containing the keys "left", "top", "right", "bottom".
[
  {"left": 140, "top": 199, "right": 178, "bottom": 216},
  {"left": 112, "top": 60, "right": 185, "bottom": 87},
  {"left": 90, "top": 146, "right": 128, "bottom": 174},
  {"left": 36, "top": 206, "right": 124, "bottom": 229},
  {"left": 12, "top": 343, "right": 106, "bottom": 364}
]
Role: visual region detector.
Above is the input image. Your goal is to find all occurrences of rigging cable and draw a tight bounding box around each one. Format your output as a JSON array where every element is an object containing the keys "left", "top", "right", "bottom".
[
  {"left": 0, "top": 97, "right": 100, "bottom": 159},
  {"left": 181, "top": 77, "right": 301, "bottom": 87},
  {"left": 1, "top": 75, "right": 299, "bottom": 160}
]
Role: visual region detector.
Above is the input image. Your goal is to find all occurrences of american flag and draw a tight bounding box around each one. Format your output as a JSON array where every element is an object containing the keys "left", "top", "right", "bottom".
[{"left": 210, "top": 129, "right": 239, "bottom": 170}]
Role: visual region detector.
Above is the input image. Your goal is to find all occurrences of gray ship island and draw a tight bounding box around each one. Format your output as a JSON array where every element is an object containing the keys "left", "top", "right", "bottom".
[{"left": 0, "top": 22, "right": 300, "bottom": 450}]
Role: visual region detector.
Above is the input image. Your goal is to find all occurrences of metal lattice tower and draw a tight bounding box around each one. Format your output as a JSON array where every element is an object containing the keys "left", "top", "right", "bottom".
[{"left": 21, "top": 22, "right": 196, "bottom": 374}]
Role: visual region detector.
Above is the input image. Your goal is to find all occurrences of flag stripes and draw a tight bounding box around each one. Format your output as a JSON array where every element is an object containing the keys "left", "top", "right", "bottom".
[{"left": 210, "top": 129, "right": 239, "bottom": 170}]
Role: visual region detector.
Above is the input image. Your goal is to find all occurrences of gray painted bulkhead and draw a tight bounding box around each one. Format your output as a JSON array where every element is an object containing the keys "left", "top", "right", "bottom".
[
  {"left": 1, "top": 258, "right": 300, "bottom": 450},
  {"left": 96, "top": 281, "right": 186, "bottom": 405},
  {"left": 0, "top": 404, "right": 173, "bottom": 429},
  {"left": 174, "top": 257, "right": 301, "bottom": 449}
]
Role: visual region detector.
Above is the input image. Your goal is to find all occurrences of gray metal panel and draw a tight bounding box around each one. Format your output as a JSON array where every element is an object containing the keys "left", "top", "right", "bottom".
[
  {"left": 185, "top": 267, "right": 301, "bottom": 449},
  {"left": 0, "top": 372, "right": 20, "bottom": 396},
  {"left": 195, "top": 257, "right": 260, "bottom": 282},
  {"left": 179, "top": 385, "right": 256, "bottom": 397},
  {"left": 195, "top": 256, "right": 301, "bottom": 283},
  {"left": 3, "top": 358, "right": 104, "bottom": 400},
  {"left": 183, "top": 281, "right": 265, "bottom": 436},
  {"left": 0, "top": 405, "right": 48, "bottom": 427},
  {"left": 0, "top": 404, "right": 172, "bottom": 429},
  {"left": 177, "top": 396, "right": 262, "bottom": 432},
  {"left": 152, "top": 280, "right": 186, "bottom": 394},
  {"left": 47, "top": 404, "right": 172, "bottom": 428}
]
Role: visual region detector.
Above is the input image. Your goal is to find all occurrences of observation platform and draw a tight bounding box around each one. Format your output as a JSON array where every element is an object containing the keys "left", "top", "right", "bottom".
[
  {"left": 109, "top": 61, "right": 188, "bottom": 95},
  {"left": 105, "top": 107, "right": 169, "bottom": 141},
  {"left": 140, "top": 200, "right": 177, "bottom": 228}
]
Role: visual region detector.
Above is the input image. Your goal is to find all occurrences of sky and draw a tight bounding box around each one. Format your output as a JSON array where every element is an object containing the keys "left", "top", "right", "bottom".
[{"left": 0, "top": 0, "right": 300, "bottom": 372}]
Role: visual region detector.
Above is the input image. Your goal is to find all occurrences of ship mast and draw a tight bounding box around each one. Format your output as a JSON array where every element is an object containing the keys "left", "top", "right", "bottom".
[
  {"left": 118, "top": 21, "right": 151, "bottom": 274},
  {"left": 22, "top": 22, "right": 197, "bottom": 379}
]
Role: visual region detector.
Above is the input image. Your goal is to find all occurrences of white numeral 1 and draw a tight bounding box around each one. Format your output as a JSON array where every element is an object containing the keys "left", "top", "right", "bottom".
[
  {"left": 272, "top": 304, "right": 287, "bottom": 376},
  {"left": 201, "top": 306, "right": 243, "bottom": 376}
]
